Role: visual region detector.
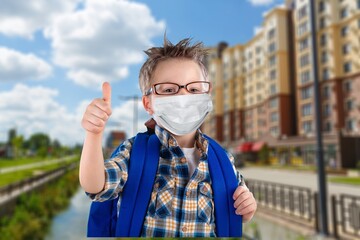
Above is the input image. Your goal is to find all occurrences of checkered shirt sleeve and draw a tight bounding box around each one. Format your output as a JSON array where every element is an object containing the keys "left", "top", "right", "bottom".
[{"left": 86, "top": 137, "right": 134, "bottom": 202}]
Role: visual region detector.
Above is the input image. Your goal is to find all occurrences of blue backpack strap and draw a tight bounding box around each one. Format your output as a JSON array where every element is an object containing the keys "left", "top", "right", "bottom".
[
  {"left": 205, "top": 135, "right": 243, "bottom": 237},
  {"left": 115, "top": 132, "right": 149, "bottom": 236},
  {"left": 128, "top": 134, "right": 160, "bottom": 236},
  {"left": 87, "top": 196, "right": 118, "bottom": 237},
  {"left": 87, "top": 140, "right": 127, "bottom": 237}
]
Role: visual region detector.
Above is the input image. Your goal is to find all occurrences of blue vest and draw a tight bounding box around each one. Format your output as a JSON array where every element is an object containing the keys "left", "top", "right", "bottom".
[{"left": 87, "top": 132, "right": 242, "bottom": 237}]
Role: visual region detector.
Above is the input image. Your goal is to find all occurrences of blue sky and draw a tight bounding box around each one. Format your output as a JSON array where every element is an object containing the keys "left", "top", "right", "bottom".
[{"left": 0, "top": 0, "right": 283, "bottom": 145}]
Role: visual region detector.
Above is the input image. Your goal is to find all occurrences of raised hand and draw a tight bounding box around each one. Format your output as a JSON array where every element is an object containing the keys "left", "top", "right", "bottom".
[{"left": 81, "top": 82, "right": 112, "bottom": 134}]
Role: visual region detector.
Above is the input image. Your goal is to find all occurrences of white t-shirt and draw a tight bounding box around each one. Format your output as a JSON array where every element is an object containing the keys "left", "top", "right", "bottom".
[{"left": 181, "top": 146, "right": 200, "bottom": 178}]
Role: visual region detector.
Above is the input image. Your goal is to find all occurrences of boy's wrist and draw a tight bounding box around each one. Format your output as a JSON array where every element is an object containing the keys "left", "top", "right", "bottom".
[{"left": 86, "top": 131, "right": 103, "bottom": 139}]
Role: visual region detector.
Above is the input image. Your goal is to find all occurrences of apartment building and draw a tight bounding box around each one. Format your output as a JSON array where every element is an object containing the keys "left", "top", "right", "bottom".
[{"left": 203, "top": 0, "right": 360, "bottom": 168}]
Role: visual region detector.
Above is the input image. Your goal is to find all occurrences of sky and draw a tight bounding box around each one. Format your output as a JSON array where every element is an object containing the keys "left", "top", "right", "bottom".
[{"left": 0, "top": 0, "right": 284, "bottom": 146}]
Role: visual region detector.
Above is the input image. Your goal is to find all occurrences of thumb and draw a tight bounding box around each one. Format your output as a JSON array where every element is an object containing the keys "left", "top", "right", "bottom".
[{"left": 102, "top": 82, "right": 112, "bottom": 103}]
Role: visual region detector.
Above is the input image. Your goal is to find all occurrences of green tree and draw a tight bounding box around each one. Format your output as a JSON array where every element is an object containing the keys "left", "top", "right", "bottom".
[
  {"left": 28, "top": 133, "right": 51, "bottom": 157},
  {"left": 11, "top": 136, "right": 24, "bottom": 159},
  {"left": 7, "top": 129, "right": 16, "bottom": 145}
]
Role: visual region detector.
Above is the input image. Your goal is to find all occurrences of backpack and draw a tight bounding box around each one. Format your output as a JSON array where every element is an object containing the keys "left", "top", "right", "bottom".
[{"left": 87, "top": 132, "right": 242, "bottom": 237}]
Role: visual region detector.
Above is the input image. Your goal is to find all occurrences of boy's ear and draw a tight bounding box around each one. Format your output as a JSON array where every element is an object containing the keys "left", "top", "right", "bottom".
[{"left": 142, "top": 95, "right": 154, "bottom": 115}]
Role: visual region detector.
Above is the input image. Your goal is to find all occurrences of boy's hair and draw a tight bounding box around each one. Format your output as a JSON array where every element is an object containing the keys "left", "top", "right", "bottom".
[{"left": 139, "top": 36, "right": 208, "bottom": 95}]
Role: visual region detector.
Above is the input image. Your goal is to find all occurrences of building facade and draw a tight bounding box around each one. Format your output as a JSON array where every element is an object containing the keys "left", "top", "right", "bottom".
[{"left": 203, "top": 0, "right": 360, "bottom": 168}]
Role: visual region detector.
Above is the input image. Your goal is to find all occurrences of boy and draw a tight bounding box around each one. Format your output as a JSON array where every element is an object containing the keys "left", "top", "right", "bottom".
[{"left": 80, "top": 37, "right": 257, "bottom": 237}]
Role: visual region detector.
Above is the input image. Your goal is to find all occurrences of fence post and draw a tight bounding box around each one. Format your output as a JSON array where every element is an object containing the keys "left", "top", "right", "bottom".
[
  {"left": 314, "top": 192, "right": 320, "bottom": 233},
  {"left": 331, "top": 195, "right": 339, "bottom": 239}
]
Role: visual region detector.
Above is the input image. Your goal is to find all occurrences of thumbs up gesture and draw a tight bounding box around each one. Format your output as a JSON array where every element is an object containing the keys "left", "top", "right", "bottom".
[{"left": 81, "top": 82, "right": 112, "bottom": 134}]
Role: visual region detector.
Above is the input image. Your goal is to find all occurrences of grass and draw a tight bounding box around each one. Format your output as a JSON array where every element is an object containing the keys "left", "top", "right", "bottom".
[
  {"left": 0, "top": 157, "right": 52, "bottom": 168},
  {"left": 0, "top": 156, "right": 79, "bottom": 187},
  {"left": 328, "top": 176, "right": 360, "bottom": 186}
]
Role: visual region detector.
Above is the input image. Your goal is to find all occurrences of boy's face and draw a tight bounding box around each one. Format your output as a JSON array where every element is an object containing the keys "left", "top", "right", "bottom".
[{"left": 142, "top": 58, "right": 208, "bottom": 115}]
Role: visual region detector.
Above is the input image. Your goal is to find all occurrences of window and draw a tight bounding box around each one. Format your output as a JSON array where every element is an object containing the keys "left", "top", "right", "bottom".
[
  {"left": 270, "top": 126, "right": 279, "bottom": 136},
  {"left": 319, "top": 17, "right": 326, "bottom": 29},
  {"left": 270, "top": 84, "right": 277, "bottom": 95},
  {"left": 323, "top": 68, "right": 330, "bottom": 80},
  {"left": 301, "top": 71, "right": 311, "bottom": 84},
  {"left": 340, "top": 8, "right": 348, "bottom": 19},
  {"left": 319, "top": 1, "right": 325, "bottom": 13},
  {"left": 346, "top": 119, "right": 357, "bottom": 131},
  {"left": 320, "top": 34, "right": 327, "bottom": 46},
  {"left": 342, "top": 43, "right": 351, "bottom": 55},
  {"left": 344, "top": 62, "right": 352, "bottom": 73},
  {"left": 323, "top": 104, "right": 331, "bottom": 117},
  {"left": 303, "top": 121, "right": 312, "bottom": 133},
  {"left": 270, "top": 112, "right": 279, "bottom": 122},
  {"left": 302, "top": 103, "right": 312, "bottom": 116},
  {"left": 324, "top": 122, "right": 332, "bottom": 132},
  {"left": 256, "top": 58, "right": 261, "bottom": 66},
  {"left": 321, "top": 51, "right": 328, "bottom": 63},
  {"left": 299, "top": 37, "right": 309, "bottom": 51},
  {"left": 346, "top": 99, "right": 354, "bottom": 111},
  {"left": 269, "top": 98, "right": 278, "bottom": 108},
  {"left": 344, "top": 81, "right": 352, "bottom": 91},
  {"left": 300, "top": 54, "right": 310, "bottom": 67},
  {"left": 298, "top": 21, "right": 308, "bottom": 36},
  {"left": 301, "top": 87, "right": 313, "bottom": 99},
  {"left": 341, "top": 26, "right": 349, "bottom": 37},
  {"left": 269, "top": 55, "right": 276, "bottom": 67},
  {"left": 323, "top": 86, "right": 331, "bottom": 98},
  {"left": 298, "top": 5, "right": 308, "bottom": 20},
  {"left": 268, "top": 28, "right": 276, "bottom": 40},
  {"left": 268, "top": 42, "right": 276, "bottom": 53},
  {"left": 270, "top": 70, "right": 276, "bottom": 80}
]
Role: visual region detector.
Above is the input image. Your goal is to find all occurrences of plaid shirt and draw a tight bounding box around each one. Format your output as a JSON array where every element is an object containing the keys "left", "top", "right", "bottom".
[{"left": 87, "top": 125, "right": 243, "bottom": 237}]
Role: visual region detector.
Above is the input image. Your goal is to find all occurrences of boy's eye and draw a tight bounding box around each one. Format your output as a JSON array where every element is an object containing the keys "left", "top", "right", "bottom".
[
  {"left": 160, "top": 87, "right": 177, "bottom": 94},
  {"left": 189, "top": 88, "right": 200, "bottom": 93}
]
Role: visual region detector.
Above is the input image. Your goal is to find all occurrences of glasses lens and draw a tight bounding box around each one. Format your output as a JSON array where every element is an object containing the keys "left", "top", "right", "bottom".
[
  {"left": 187, "top": 82, "right": 210, "bottom": 94},
  {"left": 155, "top": 83, "right": 179, "bottom": 95}
]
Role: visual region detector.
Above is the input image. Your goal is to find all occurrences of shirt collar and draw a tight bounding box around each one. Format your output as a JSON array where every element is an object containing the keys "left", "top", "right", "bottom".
[{"left": 154, "top": 124, "right": 208, "bottom": 154}]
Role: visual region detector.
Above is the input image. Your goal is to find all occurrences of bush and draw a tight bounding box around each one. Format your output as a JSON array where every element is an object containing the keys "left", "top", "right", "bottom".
[{"left": 0, "top": 168, "right": 79, "bottom": 240}]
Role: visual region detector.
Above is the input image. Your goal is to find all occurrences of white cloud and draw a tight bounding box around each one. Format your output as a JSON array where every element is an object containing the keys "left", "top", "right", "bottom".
[
  {"left": 0, "top": 84, "right": 83, "bottom": 146},
  {"left": 0, "top": 84, "right": 151, "bottom": 146},
  {"left": 106, "top": 99, "right": 149, "bottom": 139},
  {"left": 44, "top": 0, "right": 165, "bottom": 89},
  {"left": 248, "top": 0, "right": 274, "bottom": 6},
  {"left": 0, "top": 0, "right": 80, "bottom": 39},
  {"left": 0, "top": 47, "right": 52, "bottom": 82}
]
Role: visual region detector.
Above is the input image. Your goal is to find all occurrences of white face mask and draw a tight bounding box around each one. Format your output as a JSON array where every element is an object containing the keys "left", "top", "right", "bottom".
[{"left": 152, "top": 94, "right": 213, "bottom": 136}]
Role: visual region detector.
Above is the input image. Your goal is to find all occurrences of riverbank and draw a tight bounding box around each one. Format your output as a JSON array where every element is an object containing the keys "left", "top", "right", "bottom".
[{"left": 0, "top": 167, "right": 79, "bottom": 240}]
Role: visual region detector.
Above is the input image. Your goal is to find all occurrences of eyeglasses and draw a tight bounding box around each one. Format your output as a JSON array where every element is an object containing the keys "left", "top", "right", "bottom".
[{"left": 145, "top": 81, "right": 211, "bottom": 96}]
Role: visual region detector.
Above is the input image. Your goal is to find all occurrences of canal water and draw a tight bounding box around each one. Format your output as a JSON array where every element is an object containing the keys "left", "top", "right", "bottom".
[
  {"left": 46, "top": 187, "right": 307, "bottom": 240},
  {"left": 45, "top": 186, "right": 90, "bottom": 240}
]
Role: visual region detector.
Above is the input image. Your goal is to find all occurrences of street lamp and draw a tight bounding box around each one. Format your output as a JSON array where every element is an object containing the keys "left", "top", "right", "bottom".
[
  {"left": 118, "top": 95, "right": 142, "bottom": 136},
  {"left": 309, "top": 0, "right": 329, "bottom": 236}
]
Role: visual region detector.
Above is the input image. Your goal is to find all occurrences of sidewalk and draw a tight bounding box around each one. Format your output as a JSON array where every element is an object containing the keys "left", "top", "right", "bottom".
[{"left": 239, "top": 166, "right": 360, "bottom": 197}]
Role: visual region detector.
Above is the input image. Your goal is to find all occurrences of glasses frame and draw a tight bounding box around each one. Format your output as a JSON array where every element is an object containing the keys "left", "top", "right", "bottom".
[{"left": 145, "top": 81, "right": 211, "bottom": 96}]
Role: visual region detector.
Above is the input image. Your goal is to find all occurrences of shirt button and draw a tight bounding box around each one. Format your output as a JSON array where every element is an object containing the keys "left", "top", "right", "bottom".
[
  {"left": 155, "top": 183, "right": 159, "bottom": 189},
  {"left": 186, "top": 191, "right": 190, "bottom": 197},
  {"left": 180, "top": 157, "right": 187, "bottom": 163},
  {"left": 182, "top": 226, "right": 187, "bottom": 232}
]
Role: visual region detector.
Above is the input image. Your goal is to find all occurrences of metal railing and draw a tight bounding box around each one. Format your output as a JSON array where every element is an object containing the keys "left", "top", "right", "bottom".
[
  {"left": 246, "top": 178, "right": 313, "bottom": 222},
  {"left": 331, "top": 194, "right": 360, "bottom": 239}
]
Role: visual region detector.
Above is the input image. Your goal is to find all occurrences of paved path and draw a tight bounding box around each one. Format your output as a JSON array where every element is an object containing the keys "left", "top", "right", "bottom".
[
  {"left": 239, "top": 167, "right": 360, "bottom": 197},
  {"left": 0, "top": 155, "right": 76, "bottom": 174}
]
